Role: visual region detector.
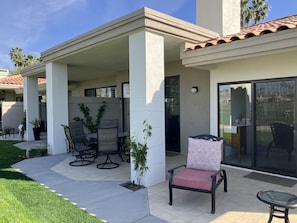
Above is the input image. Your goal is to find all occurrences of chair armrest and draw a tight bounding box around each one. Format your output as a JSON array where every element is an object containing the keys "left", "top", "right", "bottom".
[
  {"left": 168, "top": 164, "right": 186, "bottom": 174},
  {"left": 210, "top": 169, "right": 226, "bottom": 191},
  {"left": 168, "top": 164, "right": 186, "bottom": 186}
]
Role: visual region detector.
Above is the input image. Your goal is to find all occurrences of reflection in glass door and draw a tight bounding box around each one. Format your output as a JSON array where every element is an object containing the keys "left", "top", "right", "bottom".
[
  {"left": 219, "top": 83, "right": 252, "bottom": 167},
  {"left": 255, "top": 80, "right": 296, "bottom": 175},
  {"left": 165, "top": 76, "right": 180, "bottom": 152}
]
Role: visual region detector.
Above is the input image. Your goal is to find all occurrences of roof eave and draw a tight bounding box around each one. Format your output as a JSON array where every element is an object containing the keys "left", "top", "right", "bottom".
[
  {"left": 181, "top": 28, "right": 297, "bottom": 69},
  {"left": 41, "top": 7, "right": 218, "bottom": 63},
  {"left": 21, "top": 62, "right": 45, "bottom": 78}
]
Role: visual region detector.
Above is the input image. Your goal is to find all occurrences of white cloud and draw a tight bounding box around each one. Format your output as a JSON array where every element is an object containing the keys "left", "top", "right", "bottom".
[{"left": 0, "top": 0, "right": 87, "bottom": 65}]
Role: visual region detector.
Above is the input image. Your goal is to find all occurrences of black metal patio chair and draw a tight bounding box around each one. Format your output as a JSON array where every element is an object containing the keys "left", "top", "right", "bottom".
[
  {"left": 96, "top": 126, "right": 124, "bottom": 169},
  {"left": 61, "top": 124, "right": 96, "bottom": 166},
  {"left": 267, "top": 122, "right": 294, "bottom": 160},
  {"left": 168, "top": 134, "right": 227, "bottom": 214}
]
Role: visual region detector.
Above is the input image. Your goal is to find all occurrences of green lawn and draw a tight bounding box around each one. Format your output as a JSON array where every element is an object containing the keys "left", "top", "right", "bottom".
[{"left": 0, "top": 141, "right": 104, "bottom": 223}]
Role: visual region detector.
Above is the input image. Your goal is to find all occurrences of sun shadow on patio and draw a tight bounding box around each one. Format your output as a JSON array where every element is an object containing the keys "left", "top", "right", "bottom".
[{"left": 211, "top": 211, "right": 297, "bottom": 223}]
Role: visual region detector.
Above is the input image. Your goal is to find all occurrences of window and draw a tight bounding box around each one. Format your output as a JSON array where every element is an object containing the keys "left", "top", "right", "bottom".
[
  {"left": 85, "top": 89, "right": 95, "bottom": 97},
  {"left": 85, "top": 86, "right": 117, "bottom": 98}
]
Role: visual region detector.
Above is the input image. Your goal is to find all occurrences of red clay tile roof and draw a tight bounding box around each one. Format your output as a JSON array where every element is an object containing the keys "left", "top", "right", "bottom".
[
  {"left": 0, "top": 75, "right": 46, "bottom": 86},
  {"left": 188, "top": 14, "right": 297, "bottom": 50}
]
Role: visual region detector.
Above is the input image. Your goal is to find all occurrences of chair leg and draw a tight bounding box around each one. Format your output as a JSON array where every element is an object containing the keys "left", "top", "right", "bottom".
[
  {"left": 97, "top": 154, "right": 119, "bottom": 169},
  {"left": 223, "top": 169, "right": 228, "bottom": 192},
  {"left": 169, "top": 184, "right": 173, "bottom": 205},
  {"left": 119, "top": 152, "right": 124, "bottom": 162},
  {"left": 266, "top": 141, "right": 273, "bottom": 158},
  {"left": 69, "top": 154, "right": 93, "bottom": 166},
  {"left": 211, "top": 191, "right": 215, "bottom": 214}
]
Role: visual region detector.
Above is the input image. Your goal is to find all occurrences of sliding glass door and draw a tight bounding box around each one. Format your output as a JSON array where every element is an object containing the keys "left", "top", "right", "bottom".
[
  {"left": 219, "top": 78, "right": 297, "bottom": 176},
  {"left": 255, "top": 80, "right": 296, "bottom": 175}
]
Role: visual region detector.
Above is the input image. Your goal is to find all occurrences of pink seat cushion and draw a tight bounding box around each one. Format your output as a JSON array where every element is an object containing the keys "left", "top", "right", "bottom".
[
  {"left": 173, "top": 168, "right": 220, "bottom": 190},
  {"left": 187, "top": 138, "right": 223, "bottom": 171}
]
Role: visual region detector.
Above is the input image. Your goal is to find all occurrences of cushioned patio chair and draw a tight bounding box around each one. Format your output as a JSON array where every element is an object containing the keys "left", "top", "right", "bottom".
[
  {"left": 96, "top": 126, "right": 123, "bottom": 169},
  {"left": 168, "top": 134, "right": 227, "bottom": 214},
  {"left": 267, "top": 122, "right": 294, "bottom": 160},
  {"left": 62, "top": 124, "right": 96, "bottom": 166}
]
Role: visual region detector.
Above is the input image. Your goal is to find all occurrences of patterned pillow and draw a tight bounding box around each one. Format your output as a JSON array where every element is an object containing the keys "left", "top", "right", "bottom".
[{"left": 186, "top": 137, "right": 223, "bottom": 171}]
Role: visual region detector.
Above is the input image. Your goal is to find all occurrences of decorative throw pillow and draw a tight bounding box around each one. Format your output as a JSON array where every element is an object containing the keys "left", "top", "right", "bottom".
[{"left": 186, "top": 137, "right": 223, "bottom": 171}]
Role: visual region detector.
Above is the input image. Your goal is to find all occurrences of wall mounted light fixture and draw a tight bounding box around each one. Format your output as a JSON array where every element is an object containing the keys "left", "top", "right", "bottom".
[{"left": 191, "top": 86, "right": 198, "bottom": 93}]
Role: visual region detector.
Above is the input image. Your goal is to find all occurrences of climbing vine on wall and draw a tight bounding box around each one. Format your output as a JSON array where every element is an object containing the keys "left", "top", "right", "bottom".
[{"left": 73, "top": 101, "right": 106, "bottom": 133}]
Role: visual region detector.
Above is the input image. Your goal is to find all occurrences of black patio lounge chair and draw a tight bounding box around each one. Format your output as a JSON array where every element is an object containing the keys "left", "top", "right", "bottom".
[
  {"left": 267, "top": 122, "right": 294, "bottom": 160},
  {"left": 62, "top": 124, "right": 96, "bottom": 166},
  {"left": 168, "top": 134, "right": 227, "bottom": 214},
  {"left": 96, "top": 126, "right": 123, "bottom": 169}
]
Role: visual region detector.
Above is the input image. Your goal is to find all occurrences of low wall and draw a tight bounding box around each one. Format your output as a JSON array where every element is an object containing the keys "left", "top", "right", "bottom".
[
  {"left": 68, "top": 97, "right": 122, "bottom": 133},
  {"left": 1, "top": 102, "right": 23, "bottom": 132}
]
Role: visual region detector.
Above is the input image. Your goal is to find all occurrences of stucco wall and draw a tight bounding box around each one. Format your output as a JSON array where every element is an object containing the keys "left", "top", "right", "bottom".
[
  {"left": 166, "top": 61, "right": 210, "bottom": 154},
  {"left": 71, "top": 75, "right": 119, "bottom": 97},
  {"left": 210, "top": 51, "right": 297, "bottom": 134},
  {"left": 68, "top": 96, "right": 122, "bottom": 133},
  {"left": 67, "top": 60, "right": 211, "bottom": 155},
  {"left": 1, "top": 101, "right": 23, "bottom": 132}
]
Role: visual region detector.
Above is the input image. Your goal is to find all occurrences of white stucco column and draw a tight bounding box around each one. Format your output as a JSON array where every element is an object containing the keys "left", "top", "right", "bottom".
[
  {"left": 129, "top": 30, "right": 165, "bottom": 187},
  {"left": 23, "top": 77, "right": 39, "bottom": 141},
  {"left": 46, "top": 63, "right": 68, "bottom": 155}
]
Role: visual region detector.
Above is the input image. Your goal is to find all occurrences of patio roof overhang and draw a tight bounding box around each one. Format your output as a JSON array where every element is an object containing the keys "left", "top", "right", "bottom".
[
  {"left": 21, "top": 7, "right": 219, "bottom": 81},
  {"left": 181, "top": 28, "right": 297, "bottom": 70}
]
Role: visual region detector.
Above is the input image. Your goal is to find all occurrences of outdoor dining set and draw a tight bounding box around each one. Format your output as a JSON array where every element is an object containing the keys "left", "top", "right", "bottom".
[
  {"left": 62, "top": 120, "right": 127, "bottom": 169},
  {"left": 61, "top": 120, "right": 297, "bottom": 221}
]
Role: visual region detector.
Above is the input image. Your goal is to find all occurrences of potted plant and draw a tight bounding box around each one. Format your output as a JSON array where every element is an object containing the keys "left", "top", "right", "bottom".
[
  {"left": 30, "top": 118, "right": 41, "bottom": 140},
  {"left": 124, "top": 120, "right": 152, "bottom": 189}
]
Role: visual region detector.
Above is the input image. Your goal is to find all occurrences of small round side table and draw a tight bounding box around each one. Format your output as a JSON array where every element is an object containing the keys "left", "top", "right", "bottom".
[{"left": 257, "top": 190, "right": 297, "bottom": 223}]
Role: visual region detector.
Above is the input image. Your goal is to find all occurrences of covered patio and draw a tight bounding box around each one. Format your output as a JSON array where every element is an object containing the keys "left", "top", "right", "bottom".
[
  {"left": 11, "top": 138, "right": 297, "bottom": 223},
  {"left": 21, "top": 7, "right": 217, "bottom": 188}
]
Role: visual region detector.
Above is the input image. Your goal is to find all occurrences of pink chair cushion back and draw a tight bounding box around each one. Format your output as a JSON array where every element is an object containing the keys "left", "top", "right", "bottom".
[
  {"left": 186, "top": 137, "right": 223, "bottom": 171},
  {"left": 173, "top": 168, "right": 220, "bottom": 190}
]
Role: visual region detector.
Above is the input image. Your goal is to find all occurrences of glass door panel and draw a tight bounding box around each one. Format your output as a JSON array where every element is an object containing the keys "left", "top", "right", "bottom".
[
  {"left": 165, "top": 76, "right": 180, "bottom": 152},
  {"left": 255, "top": 80, "right": 296, "bottom": 175},
  {"left": 219, "top": 83, "right": 252, "bottom": 167}
]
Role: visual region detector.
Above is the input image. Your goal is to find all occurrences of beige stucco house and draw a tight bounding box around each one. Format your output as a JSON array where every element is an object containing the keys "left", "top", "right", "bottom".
[
  {"left": 0, "top": 74, "right": 46, "bottom": 134},
  {"left": 21, "top": 0, "right": 297, "bottom": 186}
]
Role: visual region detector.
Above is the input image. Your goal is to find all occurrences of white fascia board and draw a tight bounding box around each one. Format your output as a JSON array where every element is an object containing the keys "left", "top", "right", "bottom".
[
  {"left": 181, "top": 29, "right": 297, "bottom": 68},
  {"left": 21, "top": 62, "right": 45, "bottom": 77}
]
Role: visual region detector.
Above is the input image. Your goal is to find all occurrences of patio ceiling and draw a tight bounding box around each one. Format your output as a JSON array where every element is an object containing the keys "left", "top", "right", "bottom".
[
  {"left": 52, "top": 34, "right": 186, "bottom": 82},
  {"left": 21, "top": 7, "right": 219, "bottom": 81}
]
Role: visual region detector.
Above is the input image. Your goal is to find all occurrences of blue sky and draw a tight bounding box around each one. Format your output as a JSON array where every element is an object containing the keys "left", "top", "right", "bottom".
[{"left": 1, "top": 0, "right": 296, "bottom": 70}]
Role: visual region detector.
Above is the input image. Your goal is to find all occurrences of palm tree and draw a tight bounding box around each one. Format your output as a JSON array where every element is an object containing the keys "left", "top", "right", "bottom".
[
  {"left": 9, "top": 47, "right": 41, "bottom": 73},
  {"left": 241, "top": 0, "right": 254, "bottom": 27},
  {"left": 251, "top": 0, "right": 271, "bottom": 24},
  {"left": 9, "top": 47, "right": 25, "bottom": 72},
  {"left": 24, "top": 54, "right": 41, "bottom": 67},
  {"left": 241, "top": 0, "right": 271, "bottom": 27}
]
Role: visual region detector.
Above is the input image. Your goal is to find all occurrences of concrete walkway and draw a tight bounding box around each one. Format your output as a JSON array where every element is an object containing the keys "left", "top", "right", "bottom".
[
  {"left": 12, "top": 153, "right": 166, "bottom": 223},
  {"left": 8, "top": 138, "right": 297, "bottom": 223}
]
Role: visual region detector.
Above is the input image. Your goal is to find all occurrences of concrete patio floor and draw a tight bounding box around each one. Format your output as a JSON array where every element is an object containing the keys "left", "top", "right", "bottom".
[{"left": 6, "top": 137, "right": 297, "bottom": 222}]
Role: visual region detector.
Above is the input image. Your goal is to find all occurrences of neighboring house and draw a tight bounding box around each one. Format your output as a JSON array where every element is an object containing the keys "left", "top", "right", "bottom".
[
  {"left": 0, "top": 74, "right": 46, "bottom": 101},
  {"left": 0, "top": 74, "right": 46, "bottom": 134},
  {"left": 21, "top": 0, "right": 297, "bottom": 186}
]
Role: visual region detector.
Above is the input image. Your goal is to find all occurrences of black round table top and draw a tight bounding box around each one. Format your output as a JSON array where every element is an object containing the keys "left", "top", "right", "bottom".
[{"left": 257, "top": 190, "right": 297, "bottom": 209}]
